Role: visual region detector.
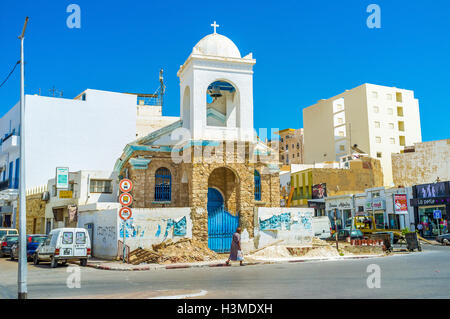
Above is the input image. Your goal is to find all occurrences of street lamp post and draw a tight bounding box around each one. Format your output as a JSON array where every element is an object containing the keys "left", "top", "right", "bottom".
[{"left": 18, "top": 17, "right": 29, "bottom": 300}]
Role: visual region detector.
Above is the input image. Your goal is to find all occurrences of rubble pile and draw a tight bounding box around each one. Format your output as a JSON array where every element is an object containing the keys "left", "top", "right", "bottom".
[
  {"left": 128, "top": 238, "right": 221, "bottom": 265},
  {"left": 154, "top": 238, "right": 221, "bottom": 264}
]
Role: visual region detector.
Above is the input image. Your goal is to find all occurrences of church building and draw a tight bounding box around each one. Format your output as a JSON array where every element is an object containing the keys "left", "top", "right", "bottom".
[{"left": 114, "top": 24, "right": 280, "bottom": 251}]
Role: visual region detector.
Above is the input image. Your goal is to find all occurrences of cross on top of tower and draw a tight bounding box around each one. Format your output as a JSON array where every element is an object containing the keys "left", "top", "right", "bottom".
[{"left": 211, "top": 21, "right": 219, "bottom": 34}]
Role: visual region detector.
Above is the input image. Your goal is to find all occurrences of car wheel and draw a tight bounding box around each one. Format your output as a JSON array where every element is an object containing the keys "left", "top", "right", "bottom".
[
  {"left": 50, "top": 256, "right": 58, "bottom": 268},
  {"left": 10, "top": 252, "right": 14, "bottom": 261},
  {"left": 443, "top": 239, "right": 450, "bottom": 246},
  {"left": 33, "top": 254, "right": 40, "bottom": 265},
  {"left": 80, "top": 259, "right": 87, "bottom": 267}
]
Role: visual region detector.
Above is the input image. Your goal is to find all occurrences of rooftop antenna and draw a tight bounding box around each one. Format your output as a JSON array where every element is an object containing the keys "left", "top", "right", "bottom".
[{"left": 159, "top": 68, "right": 165, "bottom": 108}]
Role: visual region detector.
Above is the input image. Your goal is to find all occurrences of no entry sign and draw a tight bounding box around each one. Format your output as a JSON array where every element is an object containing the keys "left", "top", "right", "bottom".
[
  {"left": 119, "top": 179, "right": 133, "bottom": 193},
  {"left": 119, "top": 207, "right": 132, "bottom": 220},
  {"left": 119, "top": 192, "right": 133, "bottom": 206}
]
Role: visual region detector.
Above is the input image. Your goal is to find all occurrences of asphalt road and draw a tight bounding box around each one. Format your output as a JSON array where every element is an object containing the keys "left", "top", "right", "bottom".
[{"left": 0, "top": 245, "right": 449, "bottom": 299}]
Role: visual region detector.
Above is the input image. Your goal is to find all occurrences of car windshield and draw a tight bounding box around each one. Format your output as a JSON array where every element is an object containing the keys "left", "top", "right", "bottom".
[
  {"left": 31, "top": 236, "right": 47, "bottom": 243},
  {"left": 351, "top": 230, "right": 363, "bottom": 236},
  {"left": 6, "top": 236, "right": 19, "bottom": 243}
]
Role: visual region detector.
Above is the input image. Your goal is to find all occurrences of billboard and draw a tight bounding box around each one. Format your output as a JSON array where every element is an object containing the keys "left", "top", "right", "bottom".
[
  {"left": 394, "top": 194, "right": 408, "bottom": 213},
  {"left": 416, "top": 182, "right": 446, "bottom": 198},
  {"left": 312, "top": 183, "right": 327, "bottom": 199}
]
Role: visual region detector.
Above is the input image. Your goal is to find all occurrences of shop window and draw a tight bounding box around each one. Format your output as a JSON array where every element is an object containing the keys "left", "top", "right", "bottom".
[
  {"left": 155, "top": 168, "right": 171, "bottom": 201},
  {"left": 254, "top": 170, "right": 261, "bottom": 201}
]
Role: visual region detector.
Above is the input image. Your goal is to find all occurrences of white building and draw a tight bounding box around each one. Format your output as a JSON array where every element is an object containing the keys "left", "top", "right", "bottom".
[
  {"left": 303, "top": 83, "right": 422, "bottom": 186},
  {"left": 0, "top": 89, "right": 178, "bottom": 226}
]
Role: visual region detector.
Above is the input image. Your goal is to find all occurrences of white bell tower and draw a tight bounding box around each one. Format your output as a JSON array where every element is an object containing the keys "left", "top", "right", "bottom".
[{"left": 177, "top": 23, "right": 256, "bottom": 142}]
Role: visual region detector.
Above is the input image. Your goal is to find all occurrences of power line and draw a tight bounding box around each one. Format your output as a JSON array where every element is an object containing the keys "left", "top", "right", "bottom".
[{"left": 0, "top": 60, "right": 20, "bottom": 89}]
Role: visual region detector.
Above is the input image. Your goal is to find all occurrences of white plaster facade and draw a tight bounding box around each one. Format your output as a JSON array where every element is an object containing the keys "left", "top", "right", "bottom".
[{"left": 303, "top": 83, "right": 422, "bottom": 186}]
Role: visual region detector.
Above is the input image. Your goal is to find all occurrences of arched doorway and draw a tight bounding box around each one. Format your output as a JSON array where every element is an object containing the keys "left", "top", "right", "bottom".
[{"left": 207, "top": 167, "right": 240, "bottom": 253}]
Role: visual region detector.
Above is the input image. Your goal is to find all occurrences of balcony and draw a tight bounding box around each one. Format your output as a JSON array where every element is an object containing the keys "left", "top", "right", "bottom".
[
  {"left": 0, "top": 179, "right": 18, "bottom": 192},
  {"left": 1, "top": 134, "right": 19, "bottom": 153}
]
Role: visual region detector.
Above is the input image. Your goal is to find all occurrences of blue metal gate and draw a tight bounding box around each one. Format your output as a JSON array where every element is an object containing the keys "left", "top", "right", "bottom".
[{"left": 207, "top": 188, "right": 239, "bottom": 253}]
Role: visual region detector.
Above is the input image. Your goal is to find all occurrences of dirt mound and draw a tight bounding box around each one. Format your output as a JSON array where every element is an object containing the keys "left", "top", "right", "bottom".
[
  {"left": 155, "top": 238, "right": 221, "bottom": 264},
  {"left": 249, "top": 245, "right": 292, "bottom": 259}
]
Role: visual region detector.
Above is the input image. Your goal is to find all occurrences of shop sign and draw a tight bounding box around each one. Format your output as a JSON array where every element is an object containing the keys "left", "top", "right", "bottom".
[
  {"left": 411, "top": 197, "right": 450, "bottom": 206},
  {"left": 56, "top": 167, "right": 69, "bottom": 189},
  {"left": 59, "top": 190, "right": 73, "bottom": 199},
  {"left": 326, "top": 199, "right": 352, "bottom": 210},
  {"left": 394, "top": 194, "right": 408, "bottom": 213},
  {"left": 433, "top": 210, "right": 442, "bottom": 219},
  {"left": 416, "top": 182, "right": 447, "bottom": 199},
  {"left": 365, "top": 199, "right": 385, "bottom": 211}
]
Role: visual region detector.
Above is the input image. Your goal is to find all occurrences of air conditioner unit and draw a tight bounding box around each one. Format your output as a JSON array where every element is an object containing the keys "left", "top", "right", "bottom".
[{"left": 41, "top": 191, "right": 50, "bottom": 201}]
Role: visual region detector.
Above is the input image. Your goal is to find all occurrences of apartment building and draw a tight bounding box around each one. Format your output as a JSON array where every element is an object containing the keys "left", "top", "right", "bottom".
[
  {"left": 275, "top": 128, "right": 304, "bottom": 165},
  {"left": 303, "top": 83, "right": 422, "bottom": 186}
]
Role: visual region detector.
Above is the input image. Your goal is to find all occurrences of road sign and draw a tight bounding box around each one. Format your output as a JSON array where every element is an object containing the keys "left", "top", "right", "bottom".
[
  {"left": 119, "top": 193, "right": 133, "bottom": 206},
  {"left": 119, "top": 179, "right": 133, "bottom": 193},
  {"left": 433, "top": 210, "right": 442, "bottom": 219},
  {"left": 119, "top": 207, "right": 132, "bottom": 220}
]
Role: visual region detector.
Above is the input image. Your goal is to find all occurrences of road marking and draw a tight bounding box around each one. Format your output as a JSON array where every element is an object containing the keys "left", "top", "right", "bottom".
[{"left": 149, "top": 290, "right": 208, "bottom": 299}]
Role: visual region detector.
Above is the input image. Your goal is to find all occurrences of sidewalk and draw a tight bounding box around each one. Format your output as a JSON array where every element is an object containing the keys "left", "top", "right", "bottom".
[{"left": 71, "top": 253, "right": 387, "bottom": 271}]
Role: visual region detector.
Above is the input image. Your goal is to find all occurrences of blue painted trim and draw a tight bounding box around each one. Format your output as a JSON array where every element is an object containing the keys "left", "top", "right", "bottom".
[{"left": 129, "top": 158, "right": 151, "bottom": 169}]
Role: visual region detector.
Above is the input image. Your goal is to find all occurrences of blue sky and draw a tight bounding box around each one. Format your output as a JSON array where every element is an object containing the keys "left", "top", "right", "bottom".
[{"left": 0, "top": 0, "right": 449, "bottom": 141}]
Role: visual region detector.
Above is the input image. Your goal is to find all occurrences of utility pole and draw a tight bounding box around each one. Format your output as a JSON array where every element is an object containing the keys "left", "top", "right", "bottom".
[{"left": 18, "top": 16, "right": 29, "bottom": 300}]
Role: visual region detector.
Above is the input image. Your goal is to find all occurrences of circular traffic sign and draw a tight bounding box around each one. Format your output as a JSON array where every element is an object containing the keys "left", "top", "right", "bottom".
[
  {"left": 119, "top": 207, "right": 132, "bottom": 220},
  {"left": 119, "top": 192, "right": 133, "bottom": 206},
  {"left": 119, "top": 179, "right": 133, "bottom": 193}
]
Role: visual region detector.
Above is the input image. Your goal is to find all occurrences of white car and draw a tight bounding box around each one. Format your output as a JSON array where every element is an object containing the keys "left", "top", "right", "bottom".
[{"left": 33, "top": 228, "right": 91, "bottom": 268}]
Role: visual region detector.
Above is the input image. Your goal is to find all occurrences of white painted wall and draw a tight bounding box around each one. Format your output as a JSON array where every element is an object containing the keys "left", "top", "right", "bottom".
[
  {"left": 249, "top": 207, "right": 314, "bottom": 251},
  {"left": 77, "top": 207, "right": 192, "bottom": 259}
]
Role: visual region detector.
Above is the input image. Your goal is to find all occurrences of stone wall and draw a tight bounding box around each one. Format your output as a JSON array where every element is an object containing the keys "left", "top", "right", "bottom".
[
  {"left": 119, "top": 141, "right": 280, "bottom": 245},
  {"left": 15, "top": 193, "right": 47, "bottom": 234},
  {"left": 392, "top": 139, "right": 450, "bottom": 187},
  {"left": 312, "top": 157, "right": 384, "bottom": 196}
]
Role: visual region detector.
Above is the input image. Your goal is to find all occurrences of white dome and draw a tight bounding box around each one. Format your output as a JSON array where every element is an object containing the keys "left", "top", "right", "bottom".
[{"left": 193, "top": 33, "right": 241, "bottom": 58}]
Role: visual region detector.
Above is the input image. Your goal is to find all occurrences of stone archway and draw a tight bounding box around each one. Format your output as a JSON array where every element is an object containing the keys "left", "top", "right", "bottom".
[{"left": 207, "top": 167, "right": 240, "bottom": 252}]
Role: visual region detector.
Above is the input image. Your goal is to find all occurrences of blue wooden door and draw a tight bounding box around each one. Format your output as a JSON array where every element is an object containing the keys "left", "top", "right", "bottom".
[{"left": 207, "top": 188, "right": 239, "bottom": 253}]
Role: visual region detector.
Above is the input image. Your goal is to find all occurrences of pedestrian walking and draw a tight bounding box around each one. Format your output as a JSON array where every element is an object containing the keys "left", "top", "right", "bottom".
[{"left": 226, "top": 227, "right": 244, "bottom": 266}]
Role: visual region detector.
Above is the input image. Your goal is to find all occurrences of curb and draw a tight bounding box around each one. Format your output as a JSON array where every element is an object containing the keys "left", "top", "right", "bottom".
[{"left": 80, "top": 254, "right": 386, "bottom": 271}]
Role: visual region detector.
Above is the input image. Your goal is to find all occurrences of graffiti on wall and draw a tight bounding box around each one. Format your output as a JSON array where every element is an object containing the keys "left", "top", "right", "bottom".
[
  {"left": 259, "top": 211, "right": 312, "bottom": 232},
  {"left": 119, "top": 218, "right": 145, "bottom": 238},
  {"left": 163, "top": 216, "right": 187, "bottom": 238},
  {"left": 96, "top": 226, "right": 116, "bottom": 244},
  {"left": 260, "top": 213, "right": 291, "bottom": 230}
]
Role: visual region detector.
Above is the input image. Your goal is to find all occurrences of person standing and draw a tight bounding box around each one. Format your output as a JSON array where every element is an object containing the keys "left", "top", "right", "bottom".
[
  {"left": 417, "top": 223, "right": 424, "bottom": 237},
  {"left": 226, "top": 227, "right": 244, "bottom": 266}
]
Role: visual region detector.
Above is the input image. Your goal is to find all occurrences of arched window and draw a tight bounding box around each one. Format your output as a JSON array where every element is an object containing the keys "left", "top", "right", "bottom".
[
  {"left": 254, "top": 170, "right": 261, "bottom": 201},
  {"left": 155, "top": 168, "right": 171, "bottom": 201}
]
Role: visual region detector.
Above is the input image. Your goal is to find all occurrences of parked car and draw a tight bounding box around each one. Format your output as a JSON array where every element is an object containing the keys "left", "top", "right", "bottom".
[
  {"left": 436, "top": 233, "right": 450, "bottom": 245},
  {"left": 10, "top": 234, "right": 48, "bottom": 261},
  {"left": 312, "top": 216, "right": 332, "bottom": 239},
  {"left": 33, "top": 228, "right": 91, "bottom": 268},
  {"left": 0, "top": 235, "right": 19, "bottom": 257},
  {"left": 0, "top": 228, "right": 18, "bottom": 238},
  {"left": 326, "top": 228, "right": 364, "bottom": 241}
]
